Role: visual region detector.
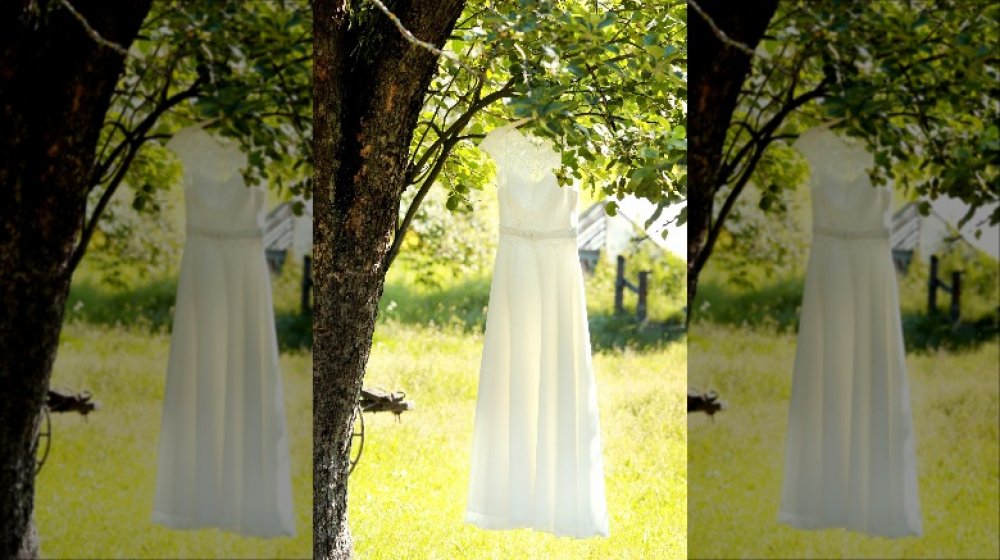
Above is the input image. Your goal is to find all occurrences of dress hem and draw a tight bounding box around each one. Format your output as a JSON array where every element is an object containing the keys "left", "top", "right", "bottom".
[
  {"left": 777, "top": 509, "right": 922, "bottom": 539},
  {"left": 151, "top": 510, "right": 295, "bottom": 539},
  {"left": 465, "top": 509, "right": 609, "bottom": 539}
]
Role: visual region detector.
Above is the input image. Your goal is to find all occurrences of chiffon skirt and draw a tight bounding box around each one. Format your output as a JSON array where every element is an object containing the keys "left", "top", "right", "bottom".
[
  {"left": 153, "top": 234, "right": 295, "bottom": 537},
  {"left": 466, "top": 235, "right": 609, "bottom": 538},
  {"left": 779, "top": 235, "right": 922, "bottom": 537}
]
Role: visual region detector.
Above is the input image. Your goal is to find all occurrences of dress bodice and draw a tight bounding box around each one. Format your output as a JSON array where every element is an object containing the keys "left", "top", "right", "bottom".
[
  {"left": 480, "top": 125, "right": 578, "bottom": 232},
  {"left": 795, "top": 126, "right": 892, "bottom": 235},
  {"left": 168, "top": 126, "right": 266, "bottom": 234}
]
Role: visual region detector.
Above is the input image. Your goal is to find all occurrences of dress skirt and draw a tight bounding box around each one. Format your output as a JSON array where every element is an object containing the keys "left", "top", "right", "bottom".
[{"left": 466, "top": 233, "right": 609, "bottom": 538}]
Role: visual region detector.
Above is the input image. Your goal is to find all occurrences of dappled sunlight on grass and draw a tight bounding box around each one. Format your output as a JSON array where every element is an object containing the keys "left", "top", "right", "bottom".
[{"left": 687, "top": 323, "right": 999, "bottom": 559}]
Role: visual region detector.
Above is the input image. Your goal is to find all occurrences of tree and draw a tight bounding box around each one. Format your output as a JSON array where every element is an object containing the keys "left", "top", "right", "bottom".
[
  {"left": 0, "top": 2, "right": 309, "bottom": 556},
  {"left": 0, "top": 2, "right": 152, "bottom": 555},
  {"left": 687, "top": 0, "right": 999, "bottom": 320},
  {"left": 313, "top": 0, "right": 686, "bottom": 556}
]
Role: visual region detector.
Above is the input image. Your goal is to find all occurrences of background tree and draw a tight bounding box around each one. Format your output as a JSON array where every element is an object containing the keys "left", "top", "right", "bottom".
[
  {"left": 314, "top": 0, "right": 686, "bottom": 556},
  {"left": 687, "top": 0, "right": 999, "bottom": 320},
  {"left": 0, "top": 1, "right": 309, "bottom": 556}
]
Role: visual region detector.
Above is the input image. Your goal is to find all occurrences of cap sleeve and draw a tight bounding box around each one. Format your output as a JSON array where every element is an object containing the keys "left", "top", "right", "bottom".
[
  {"left": 479, "top": 127, "right": 504, "bottom": 163},
  {"left": 166, "top": 126, "right": 198, "bottom": 165}
]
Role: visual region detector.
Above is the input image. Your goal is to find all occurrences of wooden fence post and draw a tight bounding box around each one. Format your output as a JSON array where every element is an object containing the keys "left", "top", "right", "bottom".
[
  {"left": 637, "top": 271, "right": 649, "bottom": 323},
  {"left": 928, "top": 254, "right": 939, "bottom": 314},
  {"left": 950, "top": 270, "right": 961, "bottom": 323},
  {"left": 614, "top": 255, "right": 625, "bottom": 315},
  {"left": 927, "top": 254, "right": 962, "bottom": 323},
  {"left": 614, "top": 254, "right": 651, "bottom": 322}
]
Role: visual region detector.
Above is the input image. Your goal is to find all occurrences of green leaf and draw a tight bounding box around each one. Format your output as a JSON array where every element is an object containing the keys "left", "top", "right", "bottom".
[{"left": 597, "top": 13, "right": 618, "bottom": 29}]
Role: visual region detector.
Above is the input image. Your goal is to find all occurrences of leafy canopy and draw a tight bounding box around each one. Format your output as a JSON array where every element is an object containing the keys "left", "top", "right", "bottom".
[
  {"left": 82, "top": 0, "right": 310, "bottom": 280},
  {"left": 384, "top": 0, "right": 686, "bottom": 266},
  {"left": 713, "top": 0, "right": 998, "bottom": 274}
]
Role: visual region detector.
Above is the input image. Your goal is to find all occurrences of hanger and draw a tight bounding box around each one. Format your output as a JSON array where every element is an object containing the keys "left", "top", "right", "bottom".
[
  {"left": 509, "top": 116, "right": 535, "bottom": 128},
  {"left": 194, "top": 117, "right": 222, "bottom": 129}
]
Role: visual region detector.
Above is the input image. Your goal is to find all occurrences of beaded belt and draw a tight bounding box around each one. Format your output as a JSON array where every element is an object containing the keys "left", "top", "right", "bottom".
[
  {"left": 186, "top": 225, "right": 265, "bottom": 240},
  {"left": 812, "top": 225, "right": 890, "bottom": 240},
  {"left": 499, "top": 225, "right": 577, "bottom": 240}
]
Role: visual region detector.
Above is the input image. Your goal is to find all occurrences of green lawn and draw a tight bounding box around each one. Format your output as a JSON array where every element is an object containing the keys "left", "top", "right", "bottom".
[
  {"left": 36, "top": 323, "right": 313, "bottom": 558},
  {"left": 351, "top": 321, "right": 686, "bottom": 559},
  {"left": 35, "top": 249, "right": 684, "bottom": 558},
  {"left": 687, "top": 323, "right": 1000, "bottom": 559},
  {"left": 35, "top": 262, "right": 313, "bottom": 559}
]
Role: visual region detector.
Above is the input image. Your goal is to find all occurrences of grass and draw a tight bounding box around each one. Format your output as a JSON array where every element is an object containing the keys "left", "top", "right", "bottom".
[
  {"left": 354, "top": 255, "right": 688, "bottom": 558},
  {"left": 687, "top": 322, "right": 1000, "bottom": 559},
  {"left": 36, "top": 246, "right": 685, "bottom": 558},
  {"left": 35, "top": 259, "right": 314, "bottom": 559},
  {"left": 35, "top": 323, "right": 313, "bottom": 559},
  {"left": 350, "top": 321, "right": 687, "bottom": 559}
]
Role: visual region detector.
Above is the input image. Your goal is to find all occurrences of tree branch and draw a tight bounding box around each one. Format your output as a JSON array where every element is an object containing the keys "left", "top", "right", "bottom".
[
  {"left": 696, "top": 82, "right": 828, "bottom": 277},
  {"left": 386, "top": 82, "right": 517, "bottom": 270},
  {"left": 688, "top": 0, "right": 755, "bottom": 55},
  {"left": 369, "top": 0, "right": 483, "bottom": 76},
  {"left": 407, "top": 81, "right": 514, "bottom": 185},
  {"left": 58, "top": 0, "right": 130, "bottom": 56},
  {"left": 70, "top": 80, "right": 203, "bottom": 272}
]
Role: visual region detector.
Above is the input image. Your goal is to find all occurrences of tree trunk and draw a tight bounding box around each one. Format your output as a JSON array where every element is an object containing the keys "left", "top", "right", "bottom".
[
  {"left": 312, "top": 1, "right": 466, "bottom": 558},
  {"left": 687, "top": 0, "right": 777, "bottom": 322},
  {"left": 0, "top": 2, "right": 150, "bottom": 557}
]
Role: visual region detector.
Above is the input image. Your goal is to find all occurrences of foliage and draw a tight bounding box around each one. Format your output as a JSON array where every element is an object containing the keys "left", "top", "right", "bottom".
[
  {"left": 698, "top": 0, "right": 998, "bottom": 292},
  {"left": 750, "top": 0, "right": 997, "bottom": 218},
  {"left": 713, "top": 150, "right": 811, "bottom": 282},
  {"left": 688, "top": 324, "right": 999, "bottom": 559},
  {"left": 84, "top": 165, "right": 183, "bottom": 289},
  {"left": 382, "top": 0, "right": 687, "bottom": 265},
  {"left": 81, "top": 0, "right": 311, "bottom": 281},
  {"left": 395, "top": 173, "right": 497, "bottom": 289}
]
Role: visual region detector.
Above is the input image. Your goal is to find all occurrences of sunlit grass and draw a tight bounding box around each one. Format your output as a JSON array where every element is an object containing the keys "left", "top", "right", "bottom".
[
  {"left": 36, "top": 245, "right": 684, "bottom": 558},
  {"left": 35, "top": 323, "right": 313, "bottom": 559},
  {"left": 687, "top": 323, "right": 1000, "bottom": 559},
  {"left": 350, "top": 321, "right": 687, "bottom": 559}
]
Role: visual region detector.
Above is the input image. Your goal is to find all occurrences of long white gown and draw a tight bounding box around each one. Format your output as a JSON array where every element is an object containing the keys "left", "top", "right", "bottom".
[
  {"left": 153, "top": 126, "right": 295, "bottom": 538},
  {"left": 779, "top": 127, "right": 922, "bottom": 537},
  {"left": 465, "top": 125, "right": 610, "bottom": 538}
]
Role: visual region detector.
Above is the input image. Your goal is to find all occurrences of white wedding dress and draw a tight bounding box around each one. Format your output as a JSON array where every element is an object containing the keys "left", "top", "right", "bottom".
[
  {"left": 465, "top": 125, "right": 610, "bottom": 538},
  {"left": 779, "top": 127, "right": 922, "bottom": 537},
  {"left": 153, "top": 126, "right": 295, "bottom": 537}
]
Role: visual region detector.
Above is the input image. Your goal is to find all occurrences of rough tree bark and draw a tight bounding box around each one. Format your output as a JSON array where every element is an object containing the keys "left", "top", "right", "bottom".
[
  {"left": 0, "top": 1, "right": 151, "bottom": 557},
  {"left": 687, "top": 0, "right": 778, "bottom": 322},
  {"left": 312, "top": 1, "right": 466, "bottom": 558}
]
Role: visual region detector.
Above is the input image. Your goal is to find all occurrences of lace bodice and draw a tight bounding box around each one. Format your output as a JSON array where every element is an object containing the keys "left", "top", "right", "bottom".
[
  {"left": 480, "top": 125, "right": 577, "bottom": 233},
  {"left": 795, "top": 126, "right": 892, "bottom": 235},
  {"left": 168, "top": 126, "right": 266, "bottom": 235}
]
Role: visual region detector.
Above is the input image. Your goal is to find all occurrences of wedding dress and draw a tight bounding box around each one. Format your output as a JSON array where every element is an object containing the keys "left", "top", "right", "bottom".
[
  {"left": 465, "top": 124, "right": 610, "bottom": 538},
  {"left": 152, "top": 126, "right": 295, "bottom": 537},
  {"left": 779, "top": 126, "right": 922, "bottom": 537}
]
